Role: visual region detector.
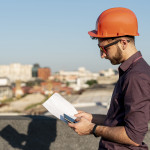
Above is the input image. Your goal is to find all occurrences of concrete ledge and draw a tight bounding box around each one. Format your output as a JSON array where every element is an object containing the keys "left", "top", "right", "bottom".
[{"left": 0, "top": 115, "right": 149, "bottom": 150}]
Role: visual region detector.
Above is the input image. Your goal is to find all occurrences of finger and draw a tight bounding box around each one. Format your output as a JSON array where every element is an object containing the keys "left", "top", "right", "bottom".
[
  {"left": 75, "top": 117, "right": 81, "bottom": 122},
  {"left": 75, "top": 113, "right": 85, "bottom": 118},
  {"left": 77, "top": 110, "right": 84, "bottom": 113},
  {"left": 74, "top": 111, "right": 83, "bottom": 117},
  {"left": 68, "top": 122, "right": 75, "bottom": 128},
  {"left": 79, "top": 117, "right": 89, "bottom": 123}
]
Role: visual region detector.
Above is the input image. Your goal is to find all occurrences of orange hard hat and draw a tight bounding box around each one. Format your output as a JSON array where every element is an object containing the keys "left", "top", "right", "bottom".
[{"left": 88, "top": 7, "right": 139, "bottom": 38}]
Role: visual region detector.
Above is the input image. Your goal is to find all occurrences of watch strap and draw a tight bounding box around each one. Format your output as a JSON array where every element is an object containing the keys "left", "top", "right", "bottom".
[{"left": 92, "top": 124, "right": 98, "bottom": 137}]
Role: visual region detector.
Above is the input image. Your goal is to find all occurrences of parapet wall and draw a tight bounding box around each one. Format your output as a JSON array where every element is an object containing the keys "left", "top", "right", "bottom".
[{"left": 0, "top": 115, "right": 149, "bottom": 150}]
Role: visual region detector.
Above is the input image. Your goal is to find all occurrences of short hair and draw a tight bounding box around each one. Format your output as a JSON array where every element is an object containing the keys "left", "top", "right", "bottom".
[
  {"left": 97, "top": 36, "right": 135, "bottom": 45},
  {"left": 113, "top": 36, "right": 135, "bottom": 45}
]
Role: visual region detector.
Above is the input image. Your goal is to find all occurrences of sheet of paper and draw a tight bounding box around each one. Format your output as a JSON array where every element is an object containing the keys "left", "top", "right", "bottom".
[{"left": 42, "top": 93, "right": 78, "bottom": 123}]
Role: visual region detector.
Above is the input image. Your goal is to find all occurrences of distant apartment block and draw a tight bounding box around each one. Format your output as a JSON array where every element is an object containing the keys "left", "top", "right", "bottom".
[
  {"left": 53, "top": 67, "right": 99, "bottom": 91},
  {"left": 32, "top": 64, "right": 40, "bottom": 78},
  {"left": 98, "top": 68, "right": 119, "bottom": 84},
  {"left": 99, "top": 68, "right": 118, "bottom": 77},
  {"left": 0, "top": 63, "right": 33, "bottom": 82},
  {"left": 0, "top": 77, "right": 13, "bottom": 100},
  {"left": 38, "top": 68, "right": 51, "bottom": 80}
]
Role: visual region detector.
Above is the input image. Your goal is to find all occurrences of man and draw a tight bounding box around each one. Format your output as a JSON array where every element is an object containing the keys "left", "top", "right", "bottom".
[{"left": 68, "top": 7, "right": 150, "bottom": 150}]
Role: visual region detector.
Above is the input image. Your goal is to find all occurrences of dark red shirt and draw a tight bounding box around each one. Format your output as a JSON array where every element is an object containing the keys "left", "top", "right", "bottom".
[{"left": 99, "top": 51, "right": 150, "bottom": 150}]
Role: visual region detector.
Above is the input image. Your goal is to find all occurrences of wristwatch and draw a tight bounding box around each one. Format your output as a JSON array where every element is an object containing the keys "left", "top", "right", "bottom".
[{"left": 92, "top": 124, "right": 98, "bottom": 137}]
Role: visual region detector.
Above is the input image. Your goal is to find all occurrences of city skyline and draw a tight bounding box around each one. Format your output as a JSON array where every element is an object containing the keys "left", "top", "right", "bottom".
[
  {"left": 0, "top": 1, "right": 150, "bottom": 73},
  {"left": 0, "top": 62, "right": 118, "bottom": 74}
]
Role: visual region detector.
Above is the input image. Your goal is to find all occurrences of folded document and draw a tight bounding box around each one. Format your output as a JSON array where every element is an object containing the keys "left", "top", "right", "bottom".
[{"left": 42, "top": 93, "right": 77, "bottom": 123}]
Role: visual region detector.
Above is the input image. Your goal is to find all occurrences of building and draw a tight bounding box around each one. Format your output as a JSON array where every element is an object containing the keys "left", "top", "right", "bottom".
[
  {"left": 98, "top": 68, "right": 119, "bottom": 84},
  {"left": 32, "top": 64, "right": 40, "bottom": 78},
  {"left": 38, "top": 68, "right": 51, "bottom": 80},
  {"left": 99, "top": 68, "right": 118, "bottom": 77},
  {"left": 53, "top": 67, "right": 99, "bottom": 91},
  {"left": 41, "top": 81, "right": 73, "bottom": 95},
  {"left": 0, "top": 77, "right": 13, "bottom": 100},
  {"left": 0, "top": 63, "right": 33, "bottom": 82}
]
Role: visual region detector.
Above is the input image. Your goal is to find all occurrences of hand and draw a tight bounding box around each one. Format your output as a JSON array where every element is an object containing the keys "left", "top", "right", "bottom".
[
  {"left": 68, "top": 117, "right": 95, "bottom": 135},
  {"left": 75, "top": 111, "right": 93, "bottom": 122}
]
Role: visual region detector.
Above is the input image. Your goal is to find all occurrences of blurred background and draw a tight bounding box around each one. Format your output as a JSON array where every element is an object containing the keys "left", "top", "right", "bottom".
[{"left": 0, "top": 0, "right": 150, "bottom": 115}]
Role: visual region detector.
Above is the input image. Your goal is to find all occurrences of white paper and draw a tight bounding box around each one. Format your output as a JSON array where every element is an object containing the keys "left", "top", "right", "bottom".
[{"left": 42, "top": 93, "right": 78, "bottom": 123}]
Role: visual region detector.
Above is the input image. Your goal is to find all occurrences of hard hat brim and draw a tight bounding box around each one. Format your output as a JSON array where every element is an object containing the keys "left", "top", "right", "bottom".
[
  {"left": 88, "top": 30, "right": 98, "bottom": 37},
  {"left": 88, "top": 30, "right": 139, "bottom": 38}
]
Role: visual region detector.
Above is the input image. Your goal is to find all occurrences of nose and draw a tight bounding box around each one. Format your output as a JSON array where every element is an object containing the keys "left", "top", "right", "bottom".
[{"left": 101, "top": 51, "right": 107, "bottom": 58}]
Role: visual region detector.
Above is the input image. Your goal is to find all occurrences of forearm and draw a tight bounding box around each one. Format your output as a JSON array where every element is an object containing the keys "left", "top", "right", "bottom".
[
  {"left": 92, "top": 114, "right": 106, "bottom": 125},
  {"left": 95, "top": 125, "right": 139, "bottom": 146}
]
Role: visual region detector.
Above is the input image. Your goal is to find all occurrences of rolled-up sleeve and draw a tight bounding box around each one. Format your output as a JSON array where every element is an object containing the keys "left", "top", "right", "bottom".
[{"left": 123, "top": 73, "right": 150, "bottom": 144}]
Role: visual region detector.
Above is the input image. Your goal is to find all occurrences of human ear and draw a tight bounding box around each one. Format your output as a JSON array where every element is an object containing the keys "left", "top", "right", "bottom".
[{"left": 120, "top": 39, "right": 128, "bottom": 50}]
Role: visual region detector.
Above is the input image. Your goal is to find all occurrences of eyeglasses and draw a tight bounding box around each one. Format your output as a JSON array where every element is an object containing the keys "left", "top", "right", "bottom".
[{"left": 98, "top": 40, "right": 121, "bottom": 54}]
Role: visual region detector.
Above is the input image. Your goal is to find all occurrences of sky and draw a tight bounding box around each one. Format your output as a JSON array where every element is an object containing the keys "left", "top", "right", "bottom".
[{"left": 0, "top": 0, "right": 150, "bottom": 73}]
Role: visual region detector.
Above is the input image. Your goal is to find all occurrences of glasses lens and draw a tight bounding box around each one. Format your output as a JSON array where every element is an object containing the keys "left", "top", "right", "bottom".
[
  {"left": 98, "top": 44, "right": 106, "bottom": 54},
  {"left": 100, "top": 47, "right": 107, "bottom": 54},
  {"left": 100, "top": 47, "right": 103, "bottom": 52}
]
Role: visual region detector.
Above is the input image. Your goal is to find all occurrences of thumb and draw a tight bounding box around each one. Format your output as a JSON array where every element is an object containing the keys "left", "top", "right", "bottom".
[
  {"left": 75, "top": 117, "right": 81, "bottom": 122},
  {"left": 68, "top": 122, "right": 75, "bottom": 128},
  {"left": 77, "top": 110, "right": 84, "bottom": 114},
  {"left": 75, "top": 113, "right": 84, "bottom": 118}
]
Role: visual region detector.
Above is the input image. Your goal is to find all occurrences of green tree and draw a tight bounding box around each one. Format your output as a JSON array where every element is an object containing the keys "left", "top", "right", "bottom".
[{"left": 86, "top": 80, "right": 97, "bottom": 86}]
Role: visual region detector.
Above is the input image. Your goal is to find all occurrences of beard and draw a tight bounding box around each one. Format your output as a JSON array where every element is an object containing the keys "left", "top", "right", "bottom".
[{"left": 109, "top": 46, "right": 123, "bottom": 65}]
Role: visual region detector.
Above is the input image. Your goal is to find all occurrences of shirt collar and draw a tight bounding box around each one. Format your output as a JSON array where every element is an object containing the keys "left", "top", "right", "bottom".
[{"left": 119, "top": 51, "right": 142, "bottom": 73}]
